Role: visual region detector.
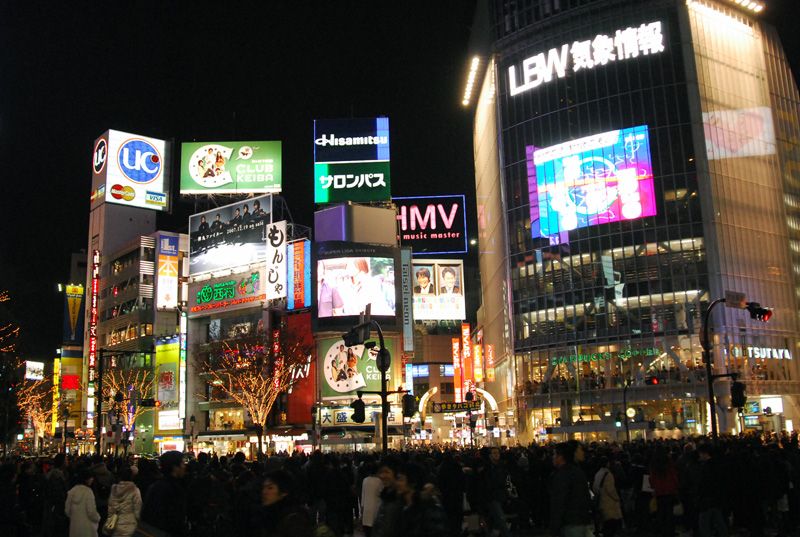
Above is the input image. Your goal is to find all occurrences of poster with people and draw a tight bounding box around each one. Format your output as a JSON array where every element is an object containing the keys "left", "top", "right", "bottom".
[
  {"left": 412, "top": 259, "right": 466, "bottom": 320},
  {"left": 319, "top": 337, "right": 396, "bottom": 399},
  {"left": 316, "top": 256, "right": 396, "bottom": 317}
]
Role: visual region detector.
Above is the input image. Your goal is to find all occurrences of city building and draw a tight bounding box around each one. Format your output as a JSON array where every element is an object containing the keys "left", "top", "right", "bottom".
[{"left": 466, "top": 0, "right": 800, "bottom": 441}]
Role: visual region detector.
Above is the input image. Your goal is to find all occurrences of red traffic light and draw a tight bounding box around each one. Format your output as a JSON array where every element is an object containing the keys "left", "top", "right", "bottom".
[
  {"left": 645, "top": 376, "right": 659, "bottom": 385},
  {"left": 746, "top": 302, "right": 773, "bottom": 322}
]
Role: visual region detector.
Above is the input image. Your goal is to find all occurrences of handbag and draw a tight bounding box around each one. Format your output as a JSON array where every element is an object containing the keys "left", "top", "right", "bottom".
[
  {"left": 102, "top": 513, "right": 118, "bottom": 536},
  {"left": 505, "top": 474, "right": 519, "bottom": 499}
]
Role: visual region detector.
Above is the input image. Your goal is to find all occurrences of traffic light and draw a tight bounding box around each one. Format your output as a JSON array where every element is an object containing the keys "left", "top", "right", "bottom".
[
  {"left": 645, "top": 376, "right": 659, "bottom": 385},
  {"left": 351, "top": 398, "right": 366, "bottom": 423},
  {"left": 402, "top": 394, "right": 416, "bottom": 418},
  {"left": 139, "top": 398, "right": 156, "bottom": 407},
  {"left": 746, "top": 302, "right": 773, "bottom": 322},
  {"left": 731, "top": 381, "right": 747, "bottom": 408}
]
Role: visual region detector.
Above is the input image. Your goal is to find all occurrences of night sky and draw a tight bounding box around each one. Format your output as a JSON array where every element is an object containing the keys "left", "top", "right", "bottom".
[{"left": 1, "top": 1, "right": 798, "bottom": 361}]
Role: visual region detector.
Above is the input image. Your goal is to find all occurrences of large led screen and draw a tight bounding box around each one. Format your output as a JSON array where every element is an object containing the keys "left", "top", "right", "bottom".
[
  {"left": 180, "top": 141, "right": 282, "bottom": 194},
  {"left": 412, "top": 259, "right": 466, "bottom": 321},
  {"left": 702, "top": 107, "right": 776, "bottom": 160},
  {"left": 527, "top": 125, "right": 656, "bottom": 237},
  {"left": 315, "top": 241, "right": 400, "bottom": 329},
  {"left": 188, "top": 194, "right": 272, "bottom": 276}
]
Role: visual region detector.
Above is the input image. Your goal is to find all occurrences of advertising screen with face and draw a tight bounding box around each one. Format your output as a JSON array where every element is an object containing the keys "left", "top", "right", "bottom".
[
  {"left": 188, "top": 194, "right": 272, "bottom": 276},
  {"left": 412, "top": 259, "right": 466, "bottom": 320},
  {"left": 527, "top": 125, "right": 656, "bottom": 237},
  {"left": 318, "top": 337, "right": 396, "bottom": 399}
]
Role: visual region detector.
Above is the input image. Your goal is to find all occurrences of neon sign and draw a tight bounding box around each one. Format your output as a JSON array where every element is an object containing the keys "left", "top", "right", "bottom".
[
  {"left": 196, "top": 272, "right": 260, "bottom": 305},
  {"left": 508, "top": 21, "right": 665, "bottom": 97}
]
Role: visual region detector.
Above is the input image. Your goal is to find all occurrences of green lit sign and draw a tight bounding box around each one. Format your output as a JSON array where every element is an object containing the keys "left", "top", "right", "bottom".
[
  {"left": 314, "top": 161, "right": 391, "bottom": 203},
  {"left": 180, "top": 141, "right": 282, "bottom": 194},
  {"left": 550, "top": 347, "right": 660, "bottom": 366}
]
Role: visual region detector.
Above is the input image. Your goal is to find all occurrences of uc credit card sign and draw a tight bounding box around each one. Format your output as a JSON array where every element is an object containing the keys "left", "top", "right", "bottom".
[
  {"left": 528, "top": 125, "right": 656, "bottom": 237},
  {"left": 93, "top": 130, "right": 169, "bottom": 212},
  {"left": 314, "top": 117, "right": 391, "bottom": 203}
]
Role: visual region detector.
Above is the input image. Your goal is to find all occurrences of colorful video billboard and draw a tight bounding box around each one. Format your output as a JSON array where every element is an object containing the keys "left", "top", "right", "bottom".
[
  {"left": 412, "top": 259, "right": 466, "bottom": 321},
  {"left": 394, "top": 195, "right": 468, "bottom": 255},
  {"left": 318, "top": 336, "right": 396, "bottom": 400},
  {"left": 314, "top": 117, "right": 391, "bottom": 203},
  {"left": 703, "top": 107, "right": 776, "bottom": 160},
  {"left": 180, "top": 141, "right": 282, "bottom": 194},
  {"left": 527, "top": 125, "right": 656, "bottom": 237},
  {"left": 188, "top": 194, "right": 272, "bottom": 276},
  {"left": 92, "top": 130, "right": 169, "bottom": 211}
]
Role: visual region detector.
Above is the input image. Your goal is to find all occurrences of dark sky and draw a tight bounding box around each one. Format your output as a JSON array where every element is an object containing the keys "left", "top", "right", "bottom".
[{"left": 1, "top": 1, "right": 799, "bottom": 361}]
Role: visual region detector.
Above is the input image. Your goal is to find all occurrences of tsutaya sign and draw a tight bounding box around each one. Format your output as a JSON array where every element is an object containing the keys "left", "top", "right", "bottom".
[
  {"left": 727, "top": 345, "right": 792, "bottom": 360},
  {"left": 508, "top": 21, "right": 665, "bottom": 97}
]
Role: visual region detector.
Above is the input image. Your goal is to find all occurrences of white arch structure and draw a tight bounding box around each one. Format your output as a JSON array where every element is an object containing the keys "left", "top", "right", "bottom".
[{"left": 417, "top": 386, "right": 499, "bottom": 421}]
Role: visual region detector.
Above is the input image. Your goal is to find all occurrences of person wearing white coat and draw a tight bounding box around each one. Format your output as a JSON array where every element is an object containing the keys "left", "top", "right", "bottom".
[
  {"left": 108, "top": 466, "right": 142, "bottom": 537},
  {"left": 65, "top": 467, "right": 101, "bottom": 537},
  {"left": 360, "top": 463, "right": 384, "bottom": 537}
]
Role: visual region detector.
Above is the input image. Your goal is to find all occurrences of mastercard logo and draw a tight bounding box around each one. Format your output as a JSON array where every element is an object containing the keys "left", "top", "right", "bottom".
[{"left": 110, "top": 184, "right": 135, "bottom": 201}]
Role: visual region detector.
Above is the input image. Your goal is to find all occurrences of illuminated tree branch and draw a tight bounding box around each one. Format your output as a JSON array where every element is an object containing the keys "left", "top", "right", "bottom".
[
  {"left": 17, "top": 378, "right": 54, "bottom": 451},
  {"left": 101, "top": 368, "right": 155, "bottom": 431}
]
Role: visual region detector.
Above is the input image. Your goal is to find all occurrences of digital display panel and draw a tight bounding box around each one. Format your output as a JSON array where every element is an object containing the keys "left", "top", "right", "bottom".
[
  {"left": 314, "top": 241, "right": 401, "bottom": 330},
  {"left": 527, "top": 125, "right": 656, "bottom": 237},
  {"left": 180, "top": 141, "right": 282, "bottom": 194},
  {"left": 188, "top": 194, "right": 272, "bottom": 276},
  {"left": 703, "top": 107, "right": 776, "bottom": 160}
]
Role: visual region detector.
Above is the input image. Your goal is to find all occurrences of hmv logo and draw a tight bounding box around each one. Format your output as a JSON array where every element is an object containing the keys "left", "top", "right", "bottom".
[
  {"left": 397, "top": 203, "right": 459, "bottom": 231},
  {"left": 93, "top": 138, "right": 107, "bottom": 174},
  {"left": 117, "top": 138, "right": 162, "bottom": 184}
]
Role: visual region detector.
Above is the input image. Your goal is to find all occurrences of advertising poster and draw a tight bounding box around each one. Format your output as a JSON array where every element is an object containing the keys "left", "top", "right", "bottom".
[
  {"left": 285, "top": 312, "right": 315, "bottom": 424},
  {"left": 63, "top": 284, "right": 84, "bottom": 344},
  {"left": 188, "top": 194, "right": 272, "bottom": 275},
  {"left": 318, "top": 337, "right": 396, "bottom": 400},
  {"left": 92, "top": 130, "right": 169, "bottom": 212},
  {"left": 316, "top": 242, "right": 398, "bottom": 319},
  {"left": 394, "top": 195, "right": 468, "bottom": 255},
  {"left": 156, "top": 234, "right": 179, "bottom": 309},
  {"left": 412, "top": 259, "right": 466, "bottom": 320},
  {"left": 187, "top": 267, "right": 267, "bottom": 318},
  {"left": 156, "top": 337, "right": 180, "bottom": 431},
  {"left": 265, "top": 220, "right": 287, "bottom": 300},
  {"left": 180, "top": 141, "right": 282, "bottom": 194},
  {"left": 703, "top": 107, "right": 776, "bottom": 160},
  {"left": 25, "top": 361, "right": 44, "bottom": 380},
  {"left": 527, "top": 125, "right": 656, "bottom": 237},
  {"left": 314, "top": 117, "right": 391, "bottom": 203},
  {"left": 287, "top": 240, "right": 311, "bottom": 310}
]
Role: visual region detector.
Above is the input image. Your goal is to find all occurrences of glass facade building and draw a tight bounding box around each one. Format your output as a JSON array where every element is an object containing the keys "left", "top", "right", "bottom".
[{"left": 470, "top": 0, "right": 800, "bottom": 440}]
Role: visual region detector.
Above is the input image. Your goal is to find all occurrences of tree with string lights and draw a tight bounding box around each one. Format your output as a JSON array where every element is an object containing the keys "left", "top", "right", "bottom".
[
  {"left": 198, "top": 314, "right": 313, "bottom": 458},
  {"left": 16, "top": 378, "right": 54, "bottom": 453},
  {"left": 0, "top": 290, "right": 22, "bottom": 453},
  {"left": 101, "top": 368, "right": 155, "bottom": 435}
]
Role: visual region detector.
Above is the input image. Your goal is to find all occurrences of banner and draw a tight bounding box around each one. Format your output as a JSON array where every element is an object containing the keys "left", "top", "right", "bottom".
[
  {"left": 318, "top": 337, "right": 396, "bottom": 399},
  {"left": 156, "top": 234, "right": 179, "bottom": 309},
  {"left": 180, "top": 141, "right": 282, "bottom": 194},
  {"left": 265, "top": 220, "right": 287, "bottom": 300}
]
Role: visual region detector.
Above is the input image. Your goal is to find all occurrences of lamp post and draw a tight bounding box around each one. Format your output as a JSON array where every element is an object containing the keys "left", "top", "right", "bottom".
[{"left": 622, "top": 379, "right": 631, "bottom": 443}]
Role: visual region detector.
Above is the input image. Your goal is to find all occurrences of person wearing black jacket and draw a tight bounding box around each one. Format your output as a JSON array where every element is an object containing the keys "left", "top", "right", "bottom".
[
  {"left": 139, "top": 451, "right": 189, "bottom": 537},
  {"left": 549, "top": 442, "right": 592, "bottom": 537},
  {"left": 255, "top": 470, "right": 314, "bottom": 537},
  {"left": 395, "top": 463, "right": 449, "bottom": 537}
]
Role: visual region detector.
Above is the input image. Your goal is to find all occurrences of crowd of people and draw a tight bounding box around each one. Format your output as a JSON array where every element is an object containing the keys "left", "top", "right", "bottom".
[{"left": 1, "top": 432, "right": 799, "bottom": 537}]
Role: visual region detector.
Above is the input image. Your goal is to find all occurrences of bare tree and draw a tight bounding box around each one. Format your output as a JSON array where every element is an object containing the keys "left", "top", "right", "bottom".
[
  {"left": 16, "top": 378, "right": 54, "bottom": 453},
  {"left": 101, "top": 368, "right": 155, "bottom": 433},
  {"left": 199, "top": 316, "right": 313, "bottom": 457}
]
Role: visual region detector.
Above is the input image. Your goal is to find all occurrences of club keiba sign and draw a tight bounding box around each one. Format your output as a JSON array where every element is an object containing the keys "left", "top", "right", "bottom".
[
  {"left": 180, "top": 141, "right": 282, "bottom": 194},
  {"left": 314, "top": 117, "right": 391, "bottom": 203},
  {"left": 508, "top": 21, "right": 665, "bottom": 96},
  {"left": 319, "top": 337, "right": 396, "bottom": 400}
]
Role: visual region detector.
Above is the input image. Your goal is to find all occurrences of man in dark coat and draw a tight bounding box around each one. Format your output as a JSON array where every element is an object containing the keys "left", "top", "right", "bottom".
[
  {"left": 549, "top": 442, "right": 592, "bottom": 537},
  {"left": 140, "top": 450, "right": 189, "bottom": 537}
]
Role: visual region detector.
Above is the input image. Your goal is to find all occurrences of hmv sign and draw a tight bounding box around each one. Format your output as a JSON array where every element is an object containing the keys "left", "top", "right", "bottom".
[
  {"left": 91, "top": 129, "right": 169, "bottom": 212},
  {"left": 394, "top": 195, "right": 468, "bottom": 255}
]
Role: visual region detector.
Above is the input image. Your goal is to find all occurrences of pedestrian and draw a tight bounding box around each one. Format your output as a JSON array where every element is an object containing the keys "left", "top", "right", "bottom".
[
  {"left": 649, "top": 447, "right": 679, "bottom": 537},
  {"left": 485, "top": 447, "right": 511, "bottom": 537},
  {"left": 371, "top": 457, "right": 404, "bottom": 537},
  {"left": 549, "top": 442, "right": 592, "bottom": 537},
  {"left": 138, "top": 450, "right": 189, "bottom": 537},
  {"left": 360, "top": 462, "right": 383, "bottom": 537},
  {"left": 437, "top": 452, "right": 466, "bottom": 536},
  {"left": 394, "top": 463, "right": 449, "bottom": 537},
  {"left": 695, "top": 444, "right": 728, "bottom": 537},
  {"left": 107, "top": 465, "right": 142, "bottom": 537},
  {"left": 255, "top": 469, "right": 314, "bottom": 537},
  {"left": 593, "top": 456, "right": 623, "bottom": 537},
  {"left": 65, "top": 466, "right": 101, "bottom": 537},
  {"left": 42, "top": 453, "right": 69, "bottom": 537}
]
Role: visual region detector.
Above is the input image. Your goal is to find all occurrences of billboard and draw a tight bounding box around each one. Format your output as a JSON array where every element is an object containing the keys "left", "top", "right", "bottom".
[
  {"left": 187, "top": 266, "right": 267, "bottom": 318},
  {"left": 394, "top": 195, "right": 468, "bottom": 255},
  {"left": 411, "top": 259, "right": 466, "bottom": 321},
  {"left": 92, "top": 130, "right": 169, "bottom": 211},
  {"left": 156, "top": 234, "right": 180, "bottom": 309},
  {"left": 180, "top": 141, "right": 282, "bottom": 194},
  {"left": 703, "top": 107, "right": 776, "bottom": 160},
  {"left": 265, "top": 221, "right": 287, "bottom": 300},
  {"left": 63, "top": 284, "right": 85, "bottom": 345},
  {"left": 318, "top": 336, "right": 396, "bottom": 400},
  {"left": 314, "top": 117, "right": 391, "bottom": 203},
  {"left": 527, "top": 125, "right": 656, "bottom": 237},
  {"left": 287, "top": 240, "right": 312, "bottom": 310},
  {"left": 316, "top": 243, "right": 397, "bottom": 318},
  {"left": 188, "top": 194, "right": 272, "bottom": 276},
  {"left": 155, "top": 337, "right": 180, "bottom": 413},
  {"left": 285, "top": 312, "right": 315, "bottom": 424},
  {"left": 25, "top": 361, "right": 44, "bottom": 380}
]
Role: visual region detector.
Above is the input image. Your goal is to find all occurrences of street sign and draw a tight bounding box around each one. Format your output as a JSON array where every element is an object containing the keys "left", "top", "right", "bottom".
[
  {"left": 431, "top": 400, "right": 481, "bottom": 413},
  {"left": 724, "top": 290, "right": 747, "bottom": 309}
]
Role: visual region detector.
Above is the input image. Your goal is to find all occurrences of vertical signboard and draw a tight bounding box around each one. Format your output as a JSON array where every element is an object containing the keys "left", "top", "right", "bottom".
[
  {"left": 178, "top": 312, "right": 187, "bottom": 421},
  {"left": 285, "top": 312, "right": 315, "bottom": 424},
  {"left": 451, "top": 338, "right": 462, "bottom": 402},
  {"left": 87, "top": 250, "right": 100, "bottom": 429},
  {"left": 287, "top": 239, "right": 312, "bottom": 310},
  {"left": 52, "top": 358, "right": 60, "bottom": 435},
  {"left": 266, "top": 220, "right": 287, "bottom": 300},
  {"left": 156, "top": 337, "right": 180, "bottom": 433},
  {"left": 64, "top": 284, "right": 85, "bottom": 344},
  {"left": 461, "top": 323, "right": 472, "bottom": 393},
  {"left": 486, "top": 344, "right": 496, "bottom": 382},
  {"left": 314, "top": 117, "right": 391, "bottom": 203},
  {"left": 156, "top": 235, "right": 179, "bottom": 309},
  {"left": 400, "top": 248, "right": 414, "bottom": 352},
  {"left": 473, "top": 344, "right": 484, "bottom": 383}
]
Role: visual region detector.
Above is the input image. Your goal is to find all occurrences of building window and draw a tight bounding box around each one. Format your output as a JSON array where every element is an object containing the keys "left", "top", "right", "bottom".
[{"left": 440, "top": 382, "right": 455, "bottom": 395}]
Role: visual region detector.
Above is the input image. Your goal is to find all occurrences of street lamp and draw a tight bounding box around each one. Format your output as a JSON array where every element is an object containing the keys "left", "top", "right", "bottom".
[{"left": 702, "top": 295, "right": 772, "bottom": 439}]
